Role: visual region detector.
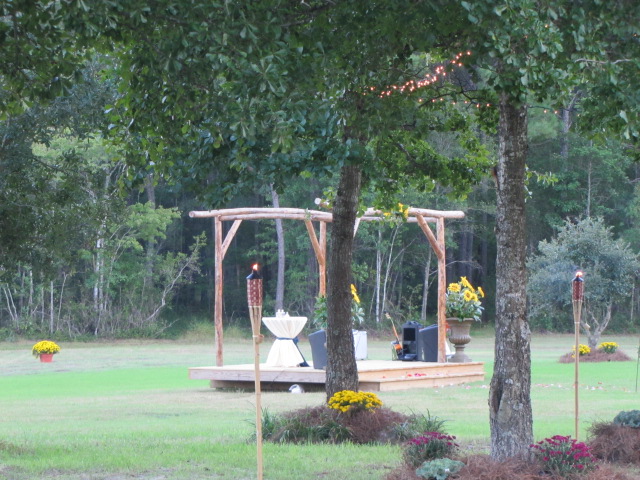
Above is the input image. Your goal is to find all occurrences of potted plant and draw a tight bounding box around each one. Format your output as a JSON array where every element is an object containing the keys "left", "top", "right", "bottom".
[
  {"left": 32, "top": 340, "right": 61, "bottom": 363},
  {"left": 445, "top": 277, "right": 484, "bottom": 362}
]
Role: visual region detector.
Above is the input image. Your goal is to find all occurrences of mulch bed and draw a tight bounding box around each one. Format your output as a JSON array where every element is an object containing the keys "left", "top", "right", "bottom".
[
  {"left": 559, "top": 350, "right": 632, "bottom": 363},
  {"left": 589, "top": 423, "right": 640, "bottom": 465},
  {"left": 386, "top": 454, "right": 636, "bottom": 480}
]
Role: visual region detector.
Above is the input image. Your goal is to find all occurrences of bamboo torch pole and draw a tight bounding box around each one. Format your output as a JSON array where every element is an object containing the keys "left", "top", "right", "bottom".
[
  {"left": 247, "top": 264, "right": 264, "bottom": 480},
  {"left": 572, "top": 271, "right": 584, "bottom": 440}
]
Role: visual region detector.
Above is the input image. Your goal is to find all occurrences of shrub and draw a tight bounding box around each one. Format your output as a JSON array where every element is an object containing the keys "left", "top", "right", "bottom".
[
  {"left": 415, "top": 458, "right": 465, "bottom": 480},
  {"left": 598, "top": 342, "right": 619, "bottom": 354},
  {"left": 403, "top": 432, "right": 459, "bottom": 468},
  {"left": 259, "top": 406, "right": 350, "bottom": 444},
  {"left": 613, "top": 410, "right": 640, "bottom": 429},
  {"left": 530, "top": 435, "right": 597, "bottom": 477},
  {"left": 261, "top": 405, "right": 408, "bottom": 445},
  {"left": 392, "top": 411, "right": 447, "bottom": 442}
]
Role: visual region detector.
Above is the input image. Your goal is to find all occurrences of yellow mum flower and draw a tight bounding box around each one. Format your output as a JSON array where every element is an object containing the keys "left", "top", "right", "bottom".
[{"left": 327, "top": 390, "right": 382, "bottom": 412}]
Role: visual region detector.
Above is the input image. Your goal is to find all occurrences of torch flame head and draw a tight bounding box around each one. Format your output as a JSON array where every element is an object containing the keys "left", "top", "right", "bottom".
[
  {"left": 572, "top": 271, "right": 584, "bottom": 301},
  {"left": 247, "top": 264, "right": 262, "bottom": 281},
  {"left": 247, "top": 264, "right": 263, "bottom": 306}
]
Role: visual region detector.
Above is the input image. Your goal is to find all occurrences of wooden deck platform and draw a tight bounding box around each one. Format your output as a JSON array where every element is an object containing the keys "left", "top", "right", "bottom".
[{"left": 189, "top": 360, "right": 485, "bottom": 392}]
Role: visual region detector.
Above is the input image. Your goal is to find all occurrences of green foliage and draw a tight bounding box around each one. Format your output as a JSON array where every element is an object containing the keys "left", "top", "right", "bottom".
[
  {"left": 0, "top": 60, "right": 118, "bottom": 278},
  {"left": 613, "top": 410, "right": 640, "bottom": 429},
  {"left": 415, "top": 458, "right": 465, "bottom": 480},
  {"left": 260, "top": 407, "right": 351, "bottom": 444},
  {"left": 312, "top": 287, "right": 364, "bottom": 331},
  {"left": 391, "top": 411, "right": 448, "bottom": 442},
  {"left": 0, "top": 1, "right": 90, "bottom": 116},
  {"left": 527, "top": 129, "right": 636, "bottom": 246},
  {"left": 311, "top": 296, "right": 328, "bottom": 330}
]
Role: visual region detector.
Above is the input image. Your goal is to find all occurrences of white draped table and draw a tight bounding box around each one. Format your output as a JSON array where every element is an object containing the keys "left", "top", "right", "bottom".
[{"left": 262, "top": 315, "right": 307, "bottom": 367}]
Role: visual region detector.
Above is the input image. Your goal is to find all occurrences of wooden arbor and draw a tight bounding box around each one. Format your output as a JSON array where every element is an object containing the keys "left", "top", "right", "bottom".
[{"left": 189, "top": 206, "right": 464, "bottom": 366}]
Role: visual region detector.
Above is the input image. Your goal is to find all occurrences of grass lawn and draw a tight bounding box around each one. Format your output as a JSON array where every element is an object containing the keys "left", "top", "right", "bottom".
[{"left": 1, "top": 328, "right": 639, "bottom": 479}]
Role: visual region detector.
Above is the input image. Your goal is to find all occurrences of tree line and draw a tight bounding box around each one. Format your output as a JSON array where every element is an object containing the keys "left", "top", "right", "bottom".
[{"left": 2, "top": 75, "right": 638, "bottom": 345}]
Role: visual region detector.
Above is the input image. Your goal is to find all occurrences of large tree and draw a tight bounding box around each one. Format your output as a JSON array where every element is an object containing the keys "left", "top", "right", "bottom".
[
  {"left": 460, "top": 0, "right": 640, "bottom": 458},
  {"left": 61, "top": 1, "right": 490, "bottom": 396}
]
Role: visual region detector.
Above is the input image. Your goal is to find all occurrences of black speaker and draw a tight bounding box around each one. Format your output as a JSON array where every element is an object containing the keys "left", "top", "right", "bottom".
[
  {"left": 417, "top": 324, "right": 438, "bottom": 362},
  {"left": 400, "top": 321, "right": 422, "bottom": 361},
  {"left": 308, "top": 329, "right": 327, "bottom": 370}
]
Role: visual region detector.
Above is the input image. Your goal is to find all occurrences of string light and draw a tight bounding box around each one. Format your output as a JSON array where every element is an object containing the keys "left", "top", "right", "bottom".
[
  {"left": 372, "top": 51, "right": 472, "bottom": 98},
  {"left": 363, "top": 49, "right": 569, "bottom": 114}
]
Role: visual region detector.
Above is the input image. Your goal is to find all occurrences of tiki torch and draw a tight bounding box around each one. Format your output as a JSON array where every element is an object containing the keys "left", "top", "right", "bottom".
[
  {"left": 572, "top": 271, "right": 584, "bottom": 440},
  {"left": 247, "top": 264, "right": 264, "bottom": 480}
]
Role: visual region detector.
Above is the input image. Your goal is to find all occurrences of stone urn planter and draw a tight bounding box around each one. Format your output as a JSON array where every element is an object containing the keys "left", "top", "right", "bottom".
[{"left": 447, "top": 318, "right": 475, "bottom": 363}]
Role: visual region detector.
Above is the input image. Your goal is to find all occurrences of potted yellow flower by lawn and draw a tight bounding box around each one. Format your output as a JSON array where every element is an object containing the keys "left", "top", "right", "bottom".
[
  {"left": 445, "top": 277, "right": 484, "bottom": 363},
  {"left": 32, "top": 340, "right": 61, "bottom": 363}
]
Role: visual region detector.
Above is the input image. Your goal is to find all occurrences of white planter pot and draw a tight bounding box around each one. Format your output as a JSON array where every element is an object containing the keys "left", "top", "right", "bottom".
[{"left": 353, "top": 330, "right": 367, "bottom": 360}]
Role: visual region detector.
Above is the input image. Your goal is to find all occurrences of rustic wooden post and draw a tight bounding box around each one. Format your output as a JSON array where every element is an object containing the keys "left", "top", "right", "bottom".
[
  {"left": 304, "top": 219, "right": 328, "bottom": 297},
  {"left": 416, "top": 214, "right": 447, "bottom": 363},
  {"left": 214, "top": 216, "right": 224, "bottom": 366},
  {"left": 320, "top": 221, "right": 327, "bottom": 296},
  {"left": 437, "top": 217, "right": 447, "bottom": 363}
]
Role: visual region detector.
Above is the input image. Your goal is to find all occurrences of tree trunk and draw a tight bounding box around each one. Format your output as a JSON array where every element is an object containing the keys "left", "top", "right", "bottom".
[
  {"left": 489, "top": 96, "right": 533, "bottom": 460},
  {"left": 271, "top": 186, "right": 285, "bottom": 311},
  {"left": 326, "top": 164, "right": 361, "bottom": 399},
  {"left": 561, "top": 108, "right": 571, "bottom": 161},
  {"left": 375, "top": 226, "right": 382, "bottom": 323},
  {"left": 143, "top": 174, "right": 157, "bottom": 292},
  {"left": 584, "top": 303, "right": 612, "bottom": 351},
  {"left": 586, "top": 159, "right": 592, "bottom": 218}
]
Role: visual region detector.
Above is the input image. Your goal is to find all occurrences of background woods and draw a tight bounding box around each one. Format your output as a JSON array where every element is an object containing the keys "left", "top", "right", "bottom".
[{"left": 2, "top": 100, "right": 640, "bottom": 339}]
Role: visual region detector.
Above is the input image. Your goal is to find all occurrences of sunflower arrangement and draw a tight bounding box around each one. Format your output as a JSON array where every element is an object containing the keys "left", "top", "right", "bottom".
[{"left": 445, "top": 276, "right": 484, "bottom": 322}]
